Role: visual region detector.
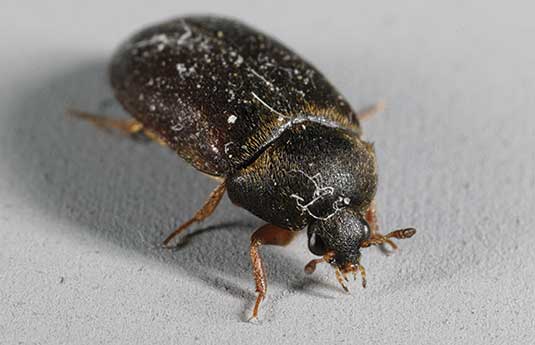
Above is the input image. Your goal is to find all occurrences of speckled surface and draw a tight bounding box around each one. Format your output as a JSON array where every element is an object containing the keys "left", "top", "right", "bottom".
[{"left": 1, "top": 1, "right": 534, "bottom": 344}]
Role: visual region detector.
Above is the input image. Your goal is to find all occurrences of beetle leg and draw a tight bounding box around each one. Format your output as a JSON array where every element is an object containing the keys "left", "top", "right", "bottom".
[
  {"left": 67, "top": 109, "right": 167, "bottom": 146},
  {"left": 162, "top": 182, "right": 226, "bottom": 247},
  {"left": 249, "top": 224, "right": 297, "bottom": 320},
  {"left": 354, "top": 101, "right": 385, "bottom": 121}
]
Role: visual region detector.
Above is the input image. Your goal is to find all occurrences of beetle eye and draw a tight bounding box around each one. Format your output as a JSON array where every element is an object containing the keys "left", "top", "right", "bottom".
[
  {"left": 360, "top": 219, "right": 371, "bottom": 241},
  {"left": 308, "top": 232, "right": 327, "bottom": 256}
]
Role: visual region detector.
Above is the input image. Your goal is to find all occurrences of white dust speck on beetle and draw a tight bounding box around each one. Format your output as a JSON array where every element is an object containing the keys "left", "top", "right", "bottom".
[
  {"left": 131, "top": 33, "right": 169, "bottom": 49},
  {"left": 176, "top": 63, "right": 187, "bottom": 73},
  {"left": 227, "top": 115, "right": 237, "bottom": 124},
  {"left": 224, "top": 142, "right": 234, "bottom": 154},
  {"left": 234, "top": 55, "right": 244, "bottom": 66},
  {"left": 227, "top": 89, "right": 235, "bottom": 102},
  {"left": 171, "top": 123, "right": 184, "bottom": 132}
]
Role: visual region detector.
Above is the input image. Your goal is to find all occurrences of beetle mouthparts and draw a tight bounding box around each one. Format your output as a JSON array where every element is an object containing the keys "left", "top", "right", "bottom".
[
  {"left": 304, "top": 252, "right": 366, "bottom": 290},
  {"left": 337, "top": 262, "right": 367, "bottom": 290}
]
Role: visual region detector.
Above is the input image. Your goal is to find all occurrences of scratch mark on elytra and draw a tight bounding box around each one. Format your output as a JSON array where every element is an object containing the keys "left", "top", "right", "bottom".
[
  {"left": 251, "top": 92, "right": 289, "bottom": 119},
  {"left": 177, "top": 19, "right": 193, "bottom": 45},
  {"left": 249, "top": 68, "right": 272, "bottom": 87}
]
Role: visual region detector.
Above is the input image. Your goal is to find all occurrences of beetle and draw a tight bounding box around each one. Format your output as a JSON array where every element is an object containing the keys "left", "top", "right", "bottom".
[{"left": 71, "top": 15, "right": 416, "bottom": 319}]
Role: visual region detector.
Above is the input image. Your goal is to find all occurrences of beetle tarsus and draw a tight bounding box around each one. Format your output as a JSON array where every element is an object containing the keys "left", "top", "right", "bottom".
[{"left": 163, "top": 182, "right": 226, "bottom": 247}]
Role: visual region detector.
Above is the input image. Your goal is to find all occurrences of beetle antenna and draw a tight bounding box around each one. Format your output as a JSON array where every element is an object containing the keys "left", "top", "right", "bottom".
[
  {"left": 361, "top": 228, "right": 416, "bottom": 248},
  {"left": 304, "top": 251, "right": 335, "bottom": 274}
]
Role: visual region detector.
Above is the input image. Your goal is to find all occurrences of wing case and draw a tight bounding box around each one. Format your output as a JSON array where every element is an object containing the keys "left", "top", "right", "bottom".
[{"left": 110, "top": 16, "right": 360, "bottom": 176}]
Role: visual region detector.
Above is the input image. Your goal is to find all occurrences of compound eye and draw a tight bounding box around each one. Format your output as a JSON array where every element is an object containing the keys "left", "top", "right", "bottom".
[
  {"left": 360, "top": 219, "right": 371, "bottom": 241},
  {"left": 308, "top": 232, "right": 327, "bottom": 256}
]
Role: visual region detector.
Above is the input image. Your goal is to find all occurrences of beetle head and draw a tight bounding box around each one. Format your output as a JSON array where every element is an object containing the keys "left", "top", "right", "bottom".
[{"left": 305, "top": 208, "right": 371, "bottom": 290}]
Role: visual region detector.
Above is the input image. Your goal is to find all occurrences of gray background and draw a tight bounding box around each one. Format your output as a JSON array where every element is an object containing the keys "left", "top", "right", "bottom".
[{"left": 1, "top": 1, "right": 534, "bottom": 344}]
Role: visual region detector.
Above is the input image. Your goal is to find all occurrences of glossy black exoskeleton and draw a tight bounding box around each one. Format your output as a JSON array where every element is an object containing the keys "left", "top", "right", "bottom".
[{"left": 74, "top": 15, "right": 416, "bottom": 319}]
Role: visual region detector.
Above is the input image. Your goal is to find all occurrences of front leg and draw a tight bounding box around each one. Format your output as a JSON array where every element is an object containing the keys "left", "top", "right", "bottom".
[{"left": 249, "top": 224, "right": 297, "bottom": 320}]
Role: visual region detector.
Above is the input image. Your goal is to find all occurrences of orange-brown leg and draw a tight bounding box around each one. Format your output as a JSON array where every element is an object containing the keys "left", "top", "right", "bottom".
[
  {"left": 163, "top": 182, "right": 226, "bottom": 247},
  {"left": 354, "top": 101, "right": 385, "bottom": 121},
  {"left": 67, "top": 109, "right": 167, "bottom": 146},
  {"left": 249, "top": 224, "right": 298, "bottom": 320}
]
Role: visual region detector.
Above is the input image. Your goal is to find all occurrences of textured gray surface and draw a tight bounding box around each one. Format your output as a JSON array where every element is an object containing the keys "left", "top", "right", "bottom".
[{"left": 1, "top": 1, "right": 534, "bottom": 344}]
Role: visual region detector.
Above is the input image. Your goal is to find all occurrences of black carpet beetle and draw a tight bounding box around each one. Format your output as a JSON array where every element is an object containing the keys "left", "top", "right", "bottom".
[{"left": 70, "top": 16, "right": 416, "bottom": 319}]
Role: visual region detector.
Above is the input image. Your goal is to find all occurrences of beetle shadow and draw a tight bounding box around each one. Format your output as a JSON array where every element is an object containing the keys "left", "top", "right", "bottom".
[{"left": 4, "top": 57, "right": 336, "bottom": 319}]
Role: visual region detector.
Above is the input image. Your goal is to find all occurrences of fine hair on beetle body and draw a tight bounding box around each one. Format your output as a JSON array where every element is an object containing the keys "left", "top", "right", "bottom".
[{"left": 69, "top": 15, "right": 416, "bottom": 320}]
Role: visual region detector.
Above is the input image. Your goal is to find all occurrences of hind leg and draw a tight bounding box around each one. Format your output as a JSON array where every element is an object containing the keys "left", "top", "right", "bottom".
[
  {"left": 354, "top": 101, "right": 385, "bottom": 121},
  {"left": 67, "top": 109, "right": 166, "bottom": 146},
  {"left": 163, "top": 182, "right": 226, "bottom": 247}
]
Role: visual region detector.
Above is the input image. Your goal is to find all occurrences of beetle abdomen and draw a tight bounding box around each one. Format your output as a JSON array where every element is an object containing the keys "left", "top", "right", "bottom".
[{"left": 110, "top": 16, "right": 360, "bottom": 176}]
